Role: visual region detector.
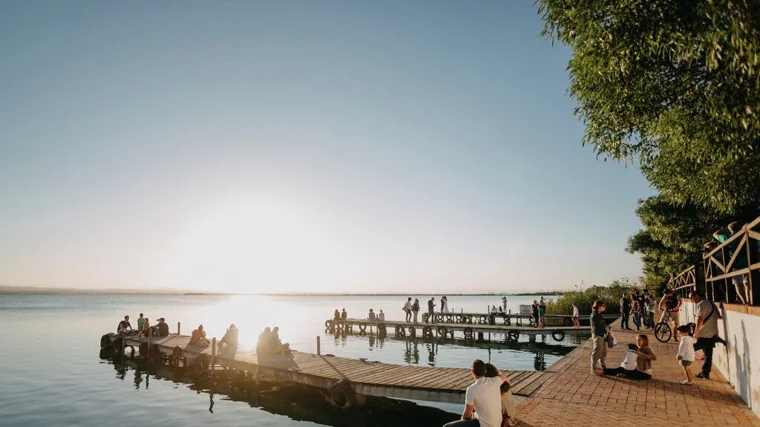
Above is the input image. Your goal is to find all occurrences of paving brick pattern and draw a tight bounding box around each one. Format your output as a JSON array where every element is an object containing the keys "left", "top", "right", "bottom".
[{"left": 514, "top": 323, "right": 759, "bottom": 426}]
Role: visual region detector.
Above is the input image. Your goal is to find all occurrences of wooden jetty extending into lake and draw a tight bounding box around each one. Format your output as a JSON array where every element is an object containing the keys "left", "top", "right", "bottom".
[
  {"left": 103, "top": 331, "right": 553, "bottom": 407},
  {"left": 324, "top": 316, "right": 608, "bottom": 342}
]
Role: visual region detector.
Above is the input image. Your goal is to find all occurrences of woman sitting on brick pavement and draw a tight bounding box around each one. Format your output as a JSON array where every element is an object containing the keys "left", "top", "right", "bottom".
[
  {"left": 603, "top": 334, "right": 657, "bottom": 380},
  {"left": 485, "top": 363, "right": 518, "bottom": 427}
]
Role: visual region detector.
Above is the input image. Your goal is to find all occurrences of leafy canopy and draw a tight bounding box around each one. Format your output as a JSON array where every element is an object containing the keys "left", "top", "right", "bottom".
[{"left": 538, "top": 0, "right": 760, "bottom": 212}]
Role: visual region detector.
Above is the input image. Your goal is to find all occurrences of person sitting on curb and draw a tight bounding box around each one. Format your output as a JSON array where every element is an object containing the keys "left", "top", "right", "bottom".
[{"left": 602, "top": 334, "right": 657, "bottom": 380}]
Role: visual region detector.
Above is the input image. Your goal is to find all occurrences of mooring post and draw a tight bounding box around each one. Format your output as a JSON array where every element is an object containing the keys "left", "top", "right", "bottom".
[
  {"left": 316, "top": 336, "right": 321, "bottom": 355},
  {"left": 147, "top": 327, "right": 152, "bottom": 365},
  {"left": 211, "top": 337, "right": 217, "bottom": 380},
  {"left": 177, "top": 321, "right": 181, "bottom": 335}
]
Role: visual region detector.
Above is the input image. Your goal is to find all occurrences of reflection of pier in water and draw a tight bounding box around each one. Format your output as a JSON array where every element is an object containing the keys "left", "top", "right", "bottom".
[
  {"left": 332, "top": 328, "right": 589, "bottom": 371},
  {"left": 105, "top": 358, "right": 461, "bottom": 427}
]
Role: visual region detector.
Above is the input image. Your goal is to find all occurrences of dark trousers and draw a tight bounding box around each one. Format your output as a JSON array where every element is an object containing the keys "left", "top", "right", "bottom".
[
  {"left": 405, "top": 310, "right": 411, "bottom": 322},
  {"left": 443, "top": 419, "right": 480, "bottom": 427},
  {"left": 620, "top": 312, "right": 630, "bottom": 329},
  {"left": 694, "top": 337, "right": 716, "bottom": 376},
  {"left": 427, "top": 309, "right": 434, "bottom": 323},
  {"left": 603, "top": 367, "right": 651, "bottom": 379}
]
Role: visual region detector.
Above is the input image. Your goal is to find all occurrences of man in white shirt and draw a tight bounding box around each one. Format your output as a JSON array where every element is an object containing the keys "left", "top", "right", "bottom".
[{"left": 443, "top": 359, "right": 506, "bottom": 427}]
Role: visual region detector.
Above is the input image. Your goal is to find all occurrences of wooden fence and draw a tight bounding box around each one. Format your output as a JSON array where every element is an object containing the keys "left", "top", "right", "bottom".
[{"left": 671, "top": 216, "right": 760, "bottom": 305}]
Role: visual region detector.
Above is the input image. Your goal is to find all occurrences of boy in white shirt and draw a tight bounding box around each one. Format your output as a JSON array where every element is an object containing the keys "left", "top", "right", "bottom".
[{"left": 676, "top": 325, "right": 696, "bottom": 385}]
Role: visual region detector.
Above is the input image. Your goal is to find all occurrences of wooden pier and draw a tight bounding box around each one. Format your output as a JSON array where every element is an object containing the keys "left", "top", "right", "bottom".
[
  {"left": 108, "top": 332, "right": 553, "bottom": 406},
  {"left": 325, "top": 317, "right": 596, "bottom": 342}
]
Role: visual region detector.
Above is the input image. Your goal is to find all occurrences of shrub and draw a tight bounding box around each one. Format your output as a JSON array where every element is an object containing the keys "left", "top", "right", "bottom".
[{"left": 545, "top": 279, "right": 643, "bottom": 317}]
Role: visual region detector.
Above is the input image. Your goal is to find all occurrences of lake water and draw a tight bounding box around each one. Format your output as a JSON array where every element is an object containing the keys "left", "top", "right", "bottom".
[{"left": 0, "top": 294, "right": 586, "bottom": 427}]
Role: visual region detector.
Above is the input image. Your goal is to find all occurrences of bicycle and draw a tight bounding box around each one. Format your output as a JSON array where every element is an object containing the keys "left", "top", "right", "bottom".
[{"left": 654, "top": 309, "right": 679, "bottom": 343}]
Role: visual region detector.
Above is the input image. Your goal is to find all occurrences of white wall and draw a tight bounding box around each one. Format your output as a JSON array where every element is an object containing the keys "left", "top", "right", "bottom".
[{"left": 680, "top": 302, "right": 760, "bottom": 418}]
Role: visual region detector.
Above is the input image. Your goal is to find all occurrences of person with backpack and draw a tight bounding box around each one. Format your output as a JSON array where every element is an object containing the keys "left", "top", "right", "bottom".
[{"left": 689, "top": 290, "right": 722, "bottom": 379}]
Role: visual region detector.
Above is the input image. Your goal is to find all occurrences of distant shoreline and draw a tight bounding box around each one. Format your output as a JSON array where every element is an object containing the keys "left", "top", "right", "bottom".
[{"left": 0, "top": 286, "right": 563, "bottom": 297}]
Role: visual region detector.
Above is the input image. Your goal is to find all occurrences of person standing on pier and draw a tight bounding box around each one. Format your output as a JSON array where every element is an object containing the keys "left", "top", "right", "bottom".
[
  {"left": 412, "top": 298, "right": 420, "bottom": 323},
  {"left": 441, "top": 295, "right": 448, "bottom": 313},
  {"left": 403, "top": 297, "right": 412, "bottom": 323},
  {"left": 590, "top": 300, "right": 610, "bottom": 376},
  {"left": 571, "top": 303, "right": 580, "bottom": 327},
  {"left": 427, "top": 297, "right": 436, "bottom": 323},
  {"left": 443, "top": 359, "right": 506, "bottom": 427},
  {"left": 501, "top": 296, "right": 507, "bottom": 312}
]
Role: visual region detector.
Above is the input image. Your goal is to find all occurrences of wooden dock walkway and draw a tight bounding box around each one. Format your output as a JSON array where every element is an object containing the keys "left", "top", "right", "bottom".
[
  {"left": 118, "top": 333, "right": 553, "bottom": 405},
  {"left": 326, "top": 317, "right": 594, "bottom": 342}
]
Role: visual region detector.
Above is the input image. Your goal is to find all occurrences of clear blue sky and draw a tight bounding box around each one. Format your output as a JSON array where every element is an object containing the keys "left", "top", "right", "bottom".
[{"left": 0, "top": 1, "right": 652, "bottom": 293}]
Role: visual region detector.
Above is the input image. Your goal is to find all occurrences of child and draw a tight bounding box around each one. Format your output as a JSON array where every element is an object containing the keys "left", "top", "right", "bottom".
[
  {"left": 621, "top": 343, "right": 639, "bottom": 370},
  {"left": 676, "top": 324, "right": 696, "bottom": 385}
]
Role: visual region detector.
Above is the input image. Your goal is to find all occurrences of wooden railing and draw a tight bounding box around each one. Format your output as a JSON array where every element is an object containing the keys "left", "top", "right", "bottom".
[
  {"left": 702, "top": 216, "right": 760, "bottom": 305},
  {"left": 670, "top": 265, "right": 697, "bottom": 299},
  {"left": 673, "top": 216, "right": 760, "bottom": 306}
]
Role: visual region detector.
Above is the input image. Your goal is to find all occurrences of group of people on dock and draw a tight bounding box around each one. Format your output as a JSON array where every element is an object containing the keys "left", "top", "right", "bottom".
[
  {"left": 401, "top": 296, "right": 452, "bottom": 323},
  {"left": 531, "top": 297, "right": 547, "bottom": 328},
  {"left": 116, "top": 313, "right": 170, "bottom": 338},
  {"left": 256, "top": 326, "right": 291, "bottom": 356},
  {"left": 444, "top": 359, "right": 519, "bottom": 427},
  {"left": 620, "top": 289, "right": 656, "bottom": 331},
  {"left": 590, "top": 288, "right": 724, "bottom": 386},
  {"left": 366, "top": 308, "right": 385, "bottom": 321}
]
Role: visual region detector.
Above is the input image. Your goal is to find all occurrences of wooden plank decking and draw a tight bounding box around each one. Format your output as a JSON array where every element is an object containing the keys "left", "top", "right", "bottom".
[{"left": 122, "top": 333, "right": 553, "bottom": 404}]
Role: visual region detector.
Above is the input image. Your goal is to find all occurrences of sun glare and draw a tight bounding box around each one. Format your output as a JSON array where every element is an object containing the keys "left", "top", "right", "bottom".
[{"left": 167, "top": 201, "right": 340, "bottom": 293}]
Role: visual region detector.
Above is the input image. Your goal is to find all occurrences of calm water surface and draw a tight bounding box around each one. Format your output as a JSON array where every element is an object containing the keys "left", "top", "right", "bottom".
[{"left": 0, "top": 294, "right": 585, "bottom": 427}]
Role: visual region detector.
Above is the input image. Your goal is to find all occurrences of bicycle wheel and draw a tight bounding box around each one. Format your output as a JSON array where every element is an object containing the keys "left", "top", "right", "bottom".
[{"left": 654, "top": 322, "right": 672, "bottom": 343}]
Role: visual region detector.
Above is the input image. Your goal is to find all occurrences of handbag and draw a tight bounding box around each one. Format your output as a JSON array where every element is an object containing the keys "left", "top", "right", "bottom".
[{"left": 606, "top": 331, "right": 616, "bottom": 348}]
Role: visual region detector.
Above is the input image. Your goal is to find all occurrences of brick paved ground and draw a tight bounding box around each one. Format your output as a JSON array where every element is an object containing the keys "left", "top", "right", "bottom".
[{"left": 514, "top": 322, "right": 759, "bottom": 426}]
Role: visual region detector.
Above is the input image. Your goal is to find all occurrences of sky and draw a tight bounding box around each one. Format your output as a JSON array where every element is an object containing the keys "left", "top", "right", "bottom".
[{"left": 0, "top": 1, "right": 653, "bottom": 294}]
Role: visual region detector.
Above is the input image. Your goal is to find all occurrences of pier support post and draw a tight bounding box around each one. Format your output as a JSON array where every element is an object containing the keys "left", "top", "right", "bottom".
[
  {"left": 317, "top": 336, "right": 321, "bottom": 355},
  {"left": 177, "top": 322, "right": 181, "bottom": 335},
  {"left": 211, "top": 337, "right": 217, "bottom": 381}
]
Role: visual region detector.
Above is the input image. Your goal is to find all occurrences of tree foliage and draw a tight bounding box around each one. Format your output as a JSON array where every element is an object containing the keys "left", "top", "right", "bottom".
[{"left": 538, "top": 0, "right": 760, "bottom": 213}]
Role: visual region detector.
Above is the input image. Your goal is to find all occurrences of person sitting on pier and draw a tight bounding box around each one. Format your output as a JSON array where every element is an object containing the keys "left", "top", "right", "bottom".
[
  {"left": 485, "top": 363, "right": 518, "bottom": 427},
  {"left": 189, "top": 324, "right": 209, "bottom": 347},
  {"left": 136, "top": 313, "right": 146, "bottom": 333},
  {"left": 219, "top": 324, "right": 238, "bottom": 356},
  {"left": 378, "top": 309, "right": 385, "bottom": 321},
  {"left": 257, "top": 327, "right": 272, "bottom": 354},
  {"left": 497, "top": 306, "right": 504, "bottom": 316},
  {"left": 117, "top": 315, "right": 133, "bottom": 335},
  {"left": 443, "top": 359, "right": 507, "bottom": 427},
  {"left": 154, "top": 317, "right": 169, "bottom": 337},
  {"left": 141, "top": 318, "right": 151, "bottom": 337},
  {"left": 270, "top": 326, "right": 291, "bottom": 355},
  {"left": 490, "top": 306, "right": 498, "bottom": 315},
  {"left": 334, "top": 309, "right": 340, "bottom": 321},
  {"left": 341, "top": 308, "right": 348, "bottom": 320},
  {"left": 368, "top": 309, "right": 376, "bottom": 321},
  {"left": 602, "top": 334, "right": 656, "bottom": 380}
]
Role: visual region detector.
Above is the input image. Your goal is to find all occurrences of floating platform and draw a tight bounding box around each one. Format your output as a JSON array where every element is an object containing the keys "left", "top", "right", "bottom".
[{"left": 104, "top": 333, "right": 553, "bottom": 406}]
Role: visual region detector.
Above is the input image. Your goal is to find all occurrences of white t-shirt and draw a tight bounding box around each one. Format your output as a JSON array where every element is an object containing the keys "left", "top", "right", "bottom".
[
  {"left": 464, "top": 377, "right": 503, "bottom": 427},
  {"left": 572, "top": 306, "right": 579, "bottom": 317},
  {"left": 678, "top": 335, "right": 696, "bottom": 361},
  {"left": 378, "top": 312, "right": 385, "bottom": 321},
  {"left": 621, "top": 349, "right": 638, "bottom": 370}
]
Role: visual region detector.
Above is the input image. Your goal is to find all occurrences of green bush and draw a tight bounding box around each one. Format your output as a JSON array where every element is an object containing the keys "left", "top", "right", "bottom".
[{"left": 545, "top": 279, "right": 644, "bottom": 317}]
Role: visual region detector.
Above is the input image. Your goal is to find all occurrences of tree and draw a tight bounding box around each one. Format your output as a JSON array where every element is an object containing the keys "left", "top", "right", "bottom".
[{"left": 538, "top": 0, "right": 760, "bottom": 213}]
